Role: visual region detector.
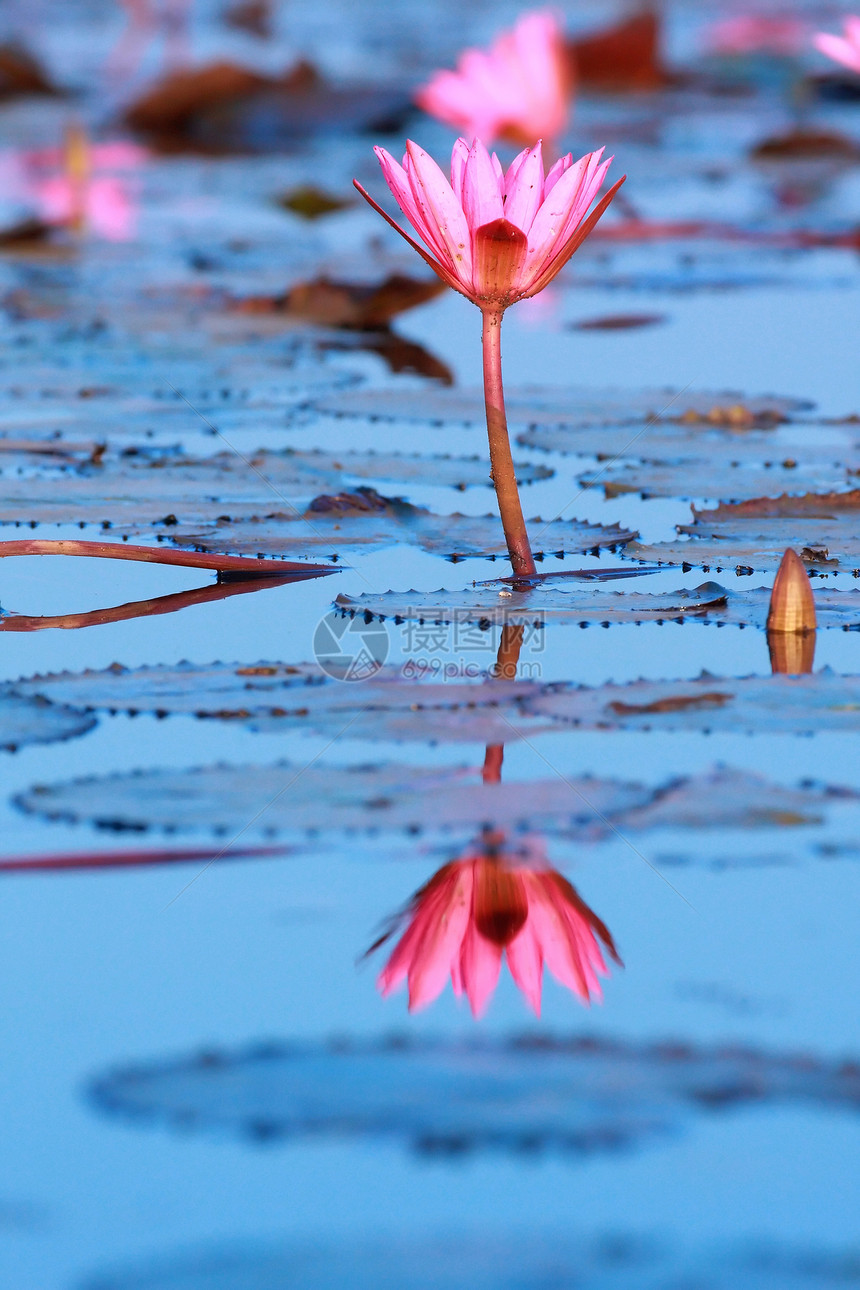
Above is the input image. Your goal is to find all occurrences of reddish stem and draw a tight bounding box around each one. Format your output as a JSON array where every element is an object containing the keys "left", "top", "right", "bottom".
[
  {"left": 0, "top": 539, "right": 334, "bottom": 577},
  {"left": 481, "top": 310, "right": 537, "bottom": 579}
]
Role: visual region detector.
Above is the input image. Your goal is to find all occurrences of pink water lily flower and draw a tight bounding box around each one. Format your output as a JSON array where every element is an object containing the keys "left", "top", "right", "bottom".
[
  {"left": 356, "top": 137, "right": 621, "bottom": 311},
  {"left": 376, "top": 837, "right": 621, "bottom": 1017},
  {"left": 706, "top": 15, "right": 806, "bottom": 56},
  {"left": 416, "top": 10, "right": 571, "bottom": 148},
  {"left": 355, "top": 136, "right": 623, "bottom": 578},
  {"left": 814, "top": 16, "right": 860, "bottom": 74}
]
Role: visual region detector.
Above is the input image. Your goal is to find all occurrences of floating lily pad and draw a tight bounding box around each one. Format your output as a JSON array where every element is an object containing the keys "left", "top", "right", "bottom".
[
  {"left": 626, "top": 491, "right": 860, "bottom": 573},
  {"left": 315, "top": 386, "right": 812, "bottom": 430},
  {"left": 88, "top": 1033, "right": 860, "bottom": 1155},
  {"left": 0, "top": 448, "right": 551, "bottom": 529},
  {"left": 336, "top": 582, "right": 860, "bottom": 631},
  {"left": 577, "top": 458, "right": 857, "bottom": 503},
  {"left": 517, "top": 421, "right": 847, "bottom": 461},
  {"left": 526, "top": 671, "right": 860, "bottom": 735},
  {"left": 14, "top": 763, "right": 852, "bottom": 839},
  {"left": 78, "top": 1233, "right": 860, "bottom": 1290},
  {"left": 0, "top": 690, "right": 96, "bottom": 751},
  {"left": 167, "top": 491, "right": 635, "bottom": 561}
]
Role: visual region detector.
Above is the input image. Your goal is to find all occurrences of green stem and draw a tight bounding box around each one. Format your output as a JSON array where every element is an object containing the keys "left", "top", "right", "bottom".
[{"left": 481, "top": 309, "right": 537, "bottom": 579}]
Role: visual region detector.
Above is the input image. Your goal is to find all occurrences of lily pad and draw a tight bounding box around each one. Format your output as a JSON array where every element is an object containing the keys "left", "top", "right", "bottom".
[
  {"left": 576, "top": 458, "right": 857, "bottom": 503},
  {"left": 167, "top": 491, "right": 635, "bottom": 561},
  {"left": 78, "top": 1234, "right": 860, "bottom": 1290},
  {"left": 88, "top": 1033, "right": 860, "bottom": 1154},
  {"left": 526, "top": 671, "right": 860, "bottom": 736},
  {"left": 626, "top": 491, "right": 860, "bottom": 573},
  {"left": 0, "top": 690, "right": 96, "bottom": 751},
  {"left": 336, "top": 582, "right": 860, "bottom": 631},
  {"left": 13, "top": 763, "right": 851, "bottom": 839},
  {"left": 314, "top": 386, "right": 812, "bottom": 430},
  {"left": 517, "top": 421, "right": 848, "bottom": 462}
]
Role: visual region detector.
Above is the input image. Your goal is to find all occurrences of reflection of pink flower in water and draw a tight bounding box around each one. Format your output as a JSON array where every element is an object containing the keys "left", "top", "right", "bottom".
[
  {"left": 27, "top": 134, "right": 146, "bottom": 241},
  {"left": 416, "top": 10, "right": 571, "bottom": 148},
  {"left": 814, "top": 16, "right": 860, "bottom": 74},
  {"left": 705, "top": 15, "right": 806, "bottom": 56},
  {"left": 376, "top": 834, "right": 621, "bottom": 1016}
]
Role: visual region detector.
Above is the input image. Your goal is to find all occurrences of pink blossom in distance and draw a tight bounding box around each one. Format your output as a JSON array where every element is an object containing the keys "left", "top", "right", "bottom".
[
  {"left": 705, "top": 15, "right": 806, "bottom": 56},
  {"left": 355, "top": 138, "right": 623, "bottom": 311},
  {"left": 814, "top": 16, "right": 860, "bottom": 74},
  {"left": 416, "top": 10, "right": 571, "bottom": 148},
  {"left": 377, "top": 839, "right": 621, "bottom": 1017}
]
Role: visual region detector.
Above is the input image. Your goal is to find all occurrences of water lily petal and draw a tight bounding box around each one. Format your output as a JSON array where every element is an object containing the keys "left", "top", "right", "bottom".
[
  {"left": 459, "top": 919, "right": 503, "bottom": 1016},
  {"left": 405, "top": 140, "right": 473, "bottom": 282},
  {"left": 507, "top": 922, "right": 544, "bottom": 1015},
  {"left": 503, "top": 143, "right": 545, "bottom": 234}
]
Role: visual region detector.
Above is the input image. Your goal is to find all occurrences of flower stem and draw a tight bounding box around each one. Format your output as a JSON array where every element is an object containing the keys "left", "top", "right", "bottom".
[{"left": 481, "top": 309, "right": 537, "bottom": 579}]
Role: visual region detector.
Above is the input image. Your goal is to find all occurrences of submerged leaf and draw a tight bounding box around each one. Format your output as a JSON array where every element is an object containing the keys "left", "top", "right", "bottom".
[{"left": 88, "top": 1032, "right": 860, "bottom": 1154}]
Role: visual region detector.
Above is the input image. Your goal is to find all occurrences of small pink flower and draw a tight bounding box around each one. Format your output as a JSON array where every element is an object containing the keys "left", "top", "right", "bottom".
[
  {"left": 814, "top": 16, "right": 860, "bottom": 74},
  {"left": 416, "top": 10, "right": 571, "bottom": 148},
  {"left": 706, "top": 15, "right": 806, "bottom": 57},
  {"left": 376, "top": 837, "right": 621, "bottom": 1017},
  {"left": 35, "top": 175, "right": 136, "bottom": 241},
  {"left": 355, "top": 137, "right": 622, "bottom": 311}
]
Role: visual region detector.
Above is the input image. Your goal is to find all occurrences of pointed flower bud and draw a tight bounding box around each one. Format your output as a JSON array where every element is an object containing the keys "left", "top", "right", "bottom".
[{"left": 766, "top": 547, "right": 817, "bottom": 635}]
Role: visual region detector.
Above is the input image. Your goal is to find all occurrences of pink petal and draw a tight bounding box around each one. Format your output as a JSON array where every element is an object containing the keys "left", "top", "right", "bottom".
[
  {"left": 377, "top": 865, "right": 462, "bottom": 997},
  {"left": 375, "top": 145, "right": 443, "bottom": 262},
  {"left": 522, "top": 872, "right": 589, "bottom": 998},
  {"left": 506, "top": 923, "right": 543, "bottom": 1014},
  {"left": 459, "top": 920, "right": 503, "bottom": 1016},
  {"left": 522, "top": 149, "right": 592, "bottom": 279},
  {"left": 405, "top": 140, "right": 472, "bottom": 283},
  {"left": 522, "top": 174, "right": 623, "bottom": 297},
  {"left": 450, "top": 137, "right": 470, "bottom": 204},
  {"left": 407, "top": 864, "right": 473, "bottom": 1011},
  {"left": 461, "top": 139, "right": 505, "bottom": 237},
  {"left": 814, "top": 31, "right": 860, "bottom": 72},
  {"left": 544, "top": 153, "right": 573, "bottom": 197},
  {"left": 503, "top": 145, "right": 532, "bottom": 193},
  {"left": 503, "top": 142, "right": 545, "bottom": 234}
]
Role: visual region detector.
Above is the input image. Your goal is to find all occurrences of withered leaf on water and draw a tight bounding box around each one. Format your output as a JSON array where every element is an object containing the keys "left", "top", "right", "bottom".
[
  {"left": 625, "top": 491, "right": 860, "bottom": 573},
  {"left": 14, "top": 763, "right": 854, "bottom": 839},
  {"left": 526, "top": 671, "right": 860, "bottom": 735},
  {"left": 238, "top": 274, "right": 445, "bottom": 329},
  {"left": 315, "top": 386, "right": 811, "bottom": 430},
  {"left": 567, "top": 11, "right": 673, "bottom": 91},
  {"left": 334, "top": 582, "right": 860, "bottom": 631},
  {"left": 0, "top": 691, "right": 96, "bottom": 752},
  {"left": 88, "top": 1031, "right": 860, "bottom": 1154},
  {"left": 275, "top": 186, "right": 354, "bottom": 219}
]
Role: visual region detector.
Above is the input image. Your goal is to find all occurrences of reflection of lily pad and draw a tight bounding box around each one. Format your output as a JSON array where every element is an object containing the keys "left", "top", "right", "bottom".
[
  {"left": 315, "top": 386, "right": 811, "bottom": 430},
  {"left": 88, "top": 1033, "right": 860, "bottom": 1155},
  {"left": 527, "top": 671, "right": 860, "bottom": 735},
  {"left": 0, "top": 691, "right": 96, "bottom": 751},
  {"left": 626, "top": 491, "right": 860, "bottom": 573},
  {"left": 168, "top": 492, "right": 635, "bottom": 561},
  {"left": 78, "top": 1232, "right": 860, "bottom": 1290},
  {"left": 336, "top": 582, "right": 860, "bottom": 630},
  {"left": 14, "top": 764, "right": 851, "bottom": 838}
]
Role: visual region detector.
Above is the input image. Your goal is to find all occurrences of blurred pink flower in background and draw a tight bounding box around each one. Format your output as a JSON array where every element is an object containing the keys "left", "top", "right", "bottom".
[
  {"left": 27, "top": 131, "right": 145, "bottom": 241},
  {"left": 705, "top": 14, "right": 806, "bottom": 56},
  {"left": 376, "top": 835, "right": 621, "bottom": 1017},
  {"left": 814, "top": 16, "right": 860, "bottom": 73},
  {"left": 356, "top": 137, "right": 621, "bottom": 310},
  {"left": 109, "top": 0, "right": 193, "bottom": 82},
  {"left": 416, "top": 10, "right": 571, "bottom": 148}
]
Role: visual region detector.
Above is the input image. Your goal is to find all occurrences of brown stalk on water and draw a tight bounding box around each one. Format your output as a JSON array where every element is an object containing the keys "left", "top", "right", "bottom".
[
  {"left": 0, "top": 538, "right": 335, "bottom": 577},
  {"left": 482, "top": 623, "right": 525, "bottom": 784}
]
